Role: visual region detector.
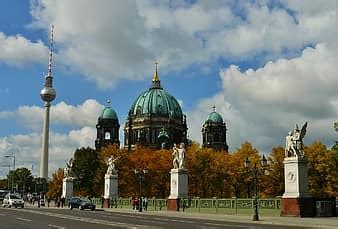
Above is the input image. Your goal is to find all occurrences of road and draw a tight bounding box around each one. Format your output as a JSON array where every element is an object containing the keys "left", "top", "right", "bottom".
[{"left": 0, "top": 207, "right": 309, "bottom": 229}]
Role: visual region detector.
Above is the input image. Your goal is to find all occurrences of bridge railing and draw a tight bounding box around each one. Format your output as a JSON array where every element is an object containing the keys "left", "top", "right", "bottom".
[{"left": 90, "top": 197, "right": 280, "bottom": 213}]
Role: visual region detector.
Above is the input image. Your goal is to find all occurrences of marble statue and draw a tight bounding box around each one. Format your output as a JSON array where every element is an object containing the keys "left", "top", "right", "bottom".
[
  {"left": 64, "top": 158, "right": 74, "bottom": 178},
  {"left": 285, "top": 122, "right": 307, "bottom": 158},
  {"left": 172, "top": 144, "right": 180, "bottom": 169},
  {"left": 178, "top": 143, "right": 186, "bottom": 169},
  {"left": 106, "top": 155, "right": 120, "bottom": 175}
]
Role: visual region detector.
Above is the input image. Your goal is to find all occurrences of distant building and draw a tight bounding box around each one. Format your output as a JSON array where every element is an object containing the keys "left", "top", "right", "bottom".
[
  {"left": 95, "top": 102, "right": 120, "bottom": 151},
  {"left": 202, "top": 106, "right": 228, "bottom": 152},
  {"left": 124, "top": 64, "right": 187, "bottom": 150}
]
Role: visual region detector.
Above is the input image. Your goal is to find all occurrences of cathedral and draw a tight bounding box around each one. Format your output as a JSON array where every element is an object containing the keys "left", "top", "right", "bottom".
[{"left": 95, "top": 65, "right": 228, "bottom": 152}]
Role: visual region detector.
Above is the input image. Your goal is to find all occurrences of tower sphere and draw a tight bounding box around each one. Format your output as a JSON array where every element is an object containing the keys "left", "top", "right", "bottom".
[{"left": 40, "top": 86, "right": 56, "bottom": 102}]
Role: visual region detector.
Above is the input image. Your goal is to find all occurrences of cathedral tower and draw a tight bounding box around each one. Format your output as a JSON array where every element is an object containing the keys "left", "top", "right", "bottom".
[
  {"left": 95, "top": 101, "right": 120, "bottom": 151},
  {"left": 202, "top": 106, "right": 228, "bottom": 152}
]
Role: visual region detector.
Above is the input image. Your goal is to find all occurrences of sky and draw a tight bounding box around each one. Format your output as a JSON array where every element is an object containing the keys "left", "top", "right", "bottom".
[{"left": 0, "top": 0, "right": 337, "bottom": 178}]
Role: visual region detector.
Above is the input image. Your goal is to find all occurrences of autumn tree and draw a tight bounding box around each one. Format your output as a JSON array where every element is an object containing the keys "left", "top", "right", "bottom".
[
  {"left": 261, "top": 147, "right": 285, "bottom": 197},
  {"left": 47, "top": 168, "right": 64, "bottom": 199},
  {"left": 305, "top": 141, "right": 337, "bottom": 197}
]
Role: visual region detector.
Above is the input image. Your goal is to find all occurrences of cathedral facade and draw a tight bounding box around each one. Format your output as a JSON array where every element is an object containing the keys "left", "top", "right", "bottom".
[{"left": 95, "top": 65, "right": 228, "bottom": 152}]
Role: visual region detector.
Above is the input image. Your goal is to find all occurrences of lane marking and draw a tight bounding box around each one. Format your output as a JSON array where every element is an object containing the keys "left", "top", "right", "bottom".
[
  {"left": 48, "top": 224, "right": 65, "bottom": 229},
  {"left": 11, "top": 208, "right": 148, "bottom": 228},
  {"left": 203, "top": 223, "right": 254, "bottom": 228},
  {"left": 0, "top": 213, "right": 5, "bottom": 216},
  {"left": 17, "top": 217, "right": 32, "bottom": 222}
]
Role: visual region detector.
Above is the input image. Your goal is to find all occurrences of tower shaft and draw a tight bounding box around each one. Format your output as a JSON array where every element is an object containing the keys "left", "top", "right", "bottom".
[{"left": 40, "top": 102, "right": 51, "bottom": 179}]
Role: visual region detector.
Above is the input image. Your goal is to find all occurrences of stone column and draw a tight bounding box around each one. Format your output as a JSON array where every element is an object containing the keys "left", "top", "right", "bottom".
[
  {"left": 167, "top": 168, "right": 188, "bottom": 211},
  {"left": 103, "top": 174, "right": 118, "bottom": 208},
  {"left": 281, "top": 157, "right": 315, "bottom": 217},
  {"left": 62, "top": 178, "right": 73, "bottom": 199}
]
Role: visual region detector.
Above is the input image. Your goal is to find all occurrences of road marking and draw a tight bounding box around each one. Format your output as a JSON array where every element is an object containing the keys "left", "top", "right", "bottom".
[
  {"left": 11, "top": 209, "right": 148, "bottom": 228},
  {"left": 0, "top": 213, "right": 5, "bottom": 216},
  {"left": 203, "top": 223, "right": 250, "bottom": 228},
  {"left": 17, "top": 217, "right": 32, "bottom": 222},
  {"left": 48, "top": 224, "right": 65, "bottom": 229}
]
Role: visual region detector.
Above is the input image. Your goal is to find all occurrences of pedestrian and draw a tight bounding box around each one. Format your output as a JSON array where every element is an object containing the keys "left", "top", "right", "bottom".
[
  {"left": 61, "top": 197, "right": 65, "bottom": 208},
  {"left": 57, "top": 196, "right": 61, "bottom": 208},
  {"left": 47, "top": 197, "right": 51, "bottom": 207},
  {"left": 143, "top": 197, "right": 148, "bottom": 211},
  {"left": 131, "top": 197, "right": 136, "bottom": 210}
]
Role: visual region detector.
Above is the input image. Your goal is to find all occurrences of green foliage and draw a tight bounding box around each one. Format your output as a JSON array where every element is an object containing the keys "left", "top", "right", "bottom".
[
  {"left": 72, "top": 147, "right": 100, "bottom": 197},
  {"left": 6, "top": 167, "right": 34, "bottom": 194}
]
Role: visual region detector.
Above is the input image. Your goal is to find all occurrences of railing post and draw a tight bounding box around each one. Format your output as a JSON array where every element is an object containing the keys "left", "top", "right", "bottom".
[
  {"left": 198, "top": 197, "right": 200, "bottom": 212},
  {"left": 153, "top": 197, "right": 156, "bottom": 211}
]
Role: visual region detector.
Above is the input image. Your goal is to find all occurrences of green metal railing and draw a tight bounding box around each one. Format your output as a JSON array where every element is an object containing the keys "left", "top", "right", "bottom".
[{"left": 91, "top": 197, "right": 280, "bottom": 214}]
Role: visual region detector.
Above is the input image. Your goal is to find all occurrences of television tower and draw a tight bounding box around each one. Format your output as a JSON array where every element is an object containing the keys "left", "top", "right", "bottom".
[{"left": 39, "top": 25, "right": 56, "bottom": 179}]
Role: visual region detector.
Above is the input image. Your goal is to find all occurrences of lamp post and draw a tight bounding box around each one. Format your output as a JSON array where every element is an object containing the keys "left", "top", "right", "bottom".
[
  {"left": 244, "top": 157, "right": 251, "bottom": 198},
  {"left": 133, "top": 168, "right": 148, "bottom": 212},
  {"left": 5, "top": 155, "right": 15, "bottom": 192},
  {"left": 244, "top": 155, "right": 267, "bottom": 221}
]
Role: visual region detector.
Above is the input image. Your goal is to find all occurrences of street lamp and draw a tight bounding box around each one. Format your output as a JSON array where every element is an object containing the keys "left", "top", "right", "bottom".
[
  {"left": 244, "top": 155, "right": 267, "bottom": 221},
  {"left": 244, "top": 157, "right": 251, "bottom": 198},
  {"left": 5, "top": 155, "right": 15, "bottom": 192},
  {"left": 133, "top": 168, "right": 148, "bottom": 212}
]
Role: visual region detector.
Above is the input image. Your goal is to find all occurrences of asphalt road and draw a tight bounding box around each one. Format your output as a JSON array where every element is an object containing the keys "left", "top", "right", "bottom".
[{"left": 0, "top": 207, "right": 310, "bottom": 229}]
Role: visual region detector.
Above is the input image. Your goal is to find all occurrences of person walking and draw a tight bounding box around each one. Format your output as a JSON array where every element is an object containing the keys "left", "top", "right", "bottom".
[{"left": 143, "top": 197, "right": 148, "bottom": 211}]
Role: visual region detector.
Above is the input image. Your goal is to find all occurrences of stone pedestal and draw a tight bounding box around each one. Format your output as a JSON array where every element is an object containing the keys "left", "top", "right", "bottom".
[
  {"left": 62, "top": 178, "right": 73, "bottom": 199},
  {"left": 281, "top": 157, "right": 314, "bottom": 217},
  {"left": 168, "top": 168, "right": 188, "bottom": 211},
  {"left": 103, "top": 174, "right": 118, "bottom": 207}
]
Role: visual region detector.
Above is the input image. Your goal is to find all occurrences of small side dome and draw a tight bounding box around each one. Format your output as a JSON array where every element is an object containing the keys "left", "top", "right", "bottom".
[
  {"left": 206, "top": 111, "right": 223, "bottom": 123},
  {"left": 100, "top": 107, "right": 118, "bottom": 120}
]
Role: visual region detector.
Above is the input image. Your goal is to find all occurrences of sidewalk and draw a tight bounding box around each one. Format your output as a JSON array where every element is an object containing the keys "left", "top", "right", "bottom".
[{"left": 100, "top": 207, "right": 338, "bottom": 229}]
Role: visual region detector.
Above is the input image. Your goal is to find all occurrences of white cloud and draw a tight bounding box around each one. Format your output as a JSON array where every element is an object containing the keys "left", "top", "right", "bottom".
[
  {"left": 26, "top": 0, "right": 337, "bottom": 88},
  {"left": 15, "top": 99, "right": 103, "bottom": 131},
  {"left": 0, "top": 127, "right": 96, "bottom": 178},
  {"left": 187, "top": 43, "right": 338, "bottom": 152},
  {"left": 0, "top": 32, "right": 47, "bottom": 66},
  {"left": 0, "top": 99, "right": 103, "bottom": 177}
]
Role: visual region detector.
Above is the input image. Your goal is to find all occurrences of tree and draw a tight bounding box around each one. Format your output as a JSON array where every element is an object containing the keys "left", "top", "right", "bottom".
[
  {"left": 305, "top": 141, "right": 338, "bottom": 197},
  {"left": 72, "top": 147, "right": 100, "bottom": 197},
  {"left": 47, "top": 168, "right": 64, "bottom": 199},
  {"left": 0, "top": 179, "right": 7, "bottom": 190},
  {"left": 261, "top": 147, "right": 285, "bottom": 197},
  {"left": 7, "top": 167, "right": 33, "bottom": 194}
]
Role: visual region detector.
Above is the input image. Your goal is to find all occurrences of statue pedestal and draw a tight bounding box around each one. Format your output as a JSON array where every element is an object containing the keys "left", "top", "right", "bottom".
[
  {"left": 62, "top": 178, "right": 73, "bottom": 199},
  {"left": 281, "top": 157, "right": 315, "bottom": 217},
  {"left": 168, "top": 168, "right": 188, "bottom": 211},
  {"left": 103, "top": 174, "right": 118, "bottom": 208}
]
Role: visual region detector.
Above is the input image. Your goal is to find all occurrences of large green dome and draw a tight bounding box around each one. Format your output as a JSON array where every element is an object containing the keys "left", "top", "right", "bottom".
[
  {"left": 129, "top": 87, "right": 183, "bottom": 119},
  {"left": 206, "top": 111, "right": 223, "bottom": 123},
  {"left": 100, "top": 107, "right": 118, "bottom": 120}
]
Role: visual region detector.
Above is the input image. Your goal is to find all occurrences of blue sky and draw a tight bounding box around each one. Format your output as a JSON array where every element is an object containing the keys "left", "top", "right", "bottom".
[{"left": 0, "top": 0, "right": 337, "bottom": 178}]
